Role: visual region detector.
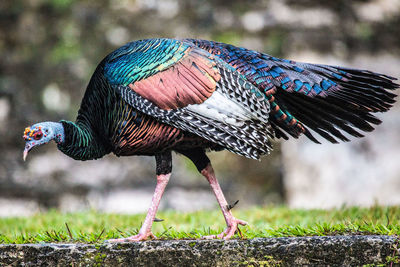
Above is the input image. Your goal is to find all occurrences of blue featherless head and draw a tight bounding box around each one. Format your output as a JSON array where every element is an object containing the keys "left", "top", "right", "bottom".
[{"left": 22, "top": 121, "right": 65, "bottom": 161}]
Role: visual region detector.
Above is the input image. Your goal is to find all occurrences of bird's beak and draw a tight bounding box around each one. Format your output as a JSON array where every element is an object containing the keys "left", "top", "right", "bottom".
[{"left": 23, "top": 145, "right": 31, "bottom": 161}]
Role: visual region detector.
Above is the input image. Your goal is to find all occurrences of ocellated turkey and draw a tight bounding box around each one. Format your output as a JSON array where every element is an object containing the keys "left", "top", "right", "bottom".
[{"left": 23, "top": 38, "right": 398, "bottom": 241}]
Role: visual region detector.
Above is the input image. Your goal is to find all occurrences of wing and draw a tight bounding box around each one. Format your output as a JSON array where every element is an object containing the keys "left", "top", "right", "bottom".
[
  {"left": 103, "top": 39, "right": 273, "bottom": 159},
  {"left": 187, "top": 39, "right": 398, "bottom": 143}
]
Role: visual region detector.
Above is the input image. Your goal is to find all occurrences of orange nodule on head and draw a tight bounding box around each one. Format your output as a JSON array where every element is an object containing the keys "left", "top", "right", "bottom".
[
  {"left": 23, "top": 127, "right": 33, "bottom": 141},
  {"left": 23, "top": 125, "right": 47, "bottom": 161},
  {"left": 23, "top": 127, "right": 44, "bottom": 141}
]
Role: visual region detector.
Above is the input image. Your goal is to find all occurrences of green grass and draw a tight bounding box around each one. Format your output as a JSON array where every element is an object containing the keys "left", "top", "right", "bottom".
[{"left": 0, "top": 205, "right": 399, "bottom": 244}]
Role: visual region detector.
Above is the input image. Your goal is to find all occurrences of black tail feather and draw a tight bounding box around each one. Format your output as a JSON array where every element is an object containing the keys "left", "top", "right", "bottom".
[{"left": 272, "top": 68, "right": 398, "bottom": 143}]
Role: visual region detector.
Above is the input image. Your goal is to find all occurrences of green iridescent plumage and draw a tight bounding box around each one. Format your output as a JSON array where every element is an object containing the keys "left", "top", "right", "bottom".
[{"left": 105, "top": 39, "right": 191, "bottom": 86}]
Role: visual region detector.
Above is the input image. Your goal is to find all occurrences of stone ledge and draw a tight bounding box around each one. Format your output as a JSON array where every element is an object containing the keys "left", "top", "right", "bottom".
[{"left": 0, "top": 235, "right": 399, "bottom": 266}]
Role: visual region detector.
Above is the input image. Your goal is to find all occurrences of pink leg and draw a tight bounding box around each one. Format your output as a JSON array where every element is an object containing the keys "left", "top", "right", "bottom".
[
  {"left": 201, "top": 164, "right": 247, "bottom": 240},
  {"left": 108, "top": 173, "right": 171, "bottom": 242}
]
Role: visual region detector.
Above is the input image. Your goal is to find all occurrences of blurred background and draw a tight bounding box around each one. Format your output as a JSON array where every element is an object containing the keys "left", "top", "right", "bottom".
[{"left": 0, "top": 0, "right": 399, "bottom": 217}]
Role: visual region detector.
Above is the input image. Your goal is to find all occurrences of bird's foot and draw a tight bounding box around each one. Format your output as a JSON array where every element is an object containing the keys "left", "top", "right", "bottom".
[
  {"left": 107, "top": 232, "right": 156, "bottom": 243},
  {"left": 202, "top": 218, "right": 247, "bottom": 240}
]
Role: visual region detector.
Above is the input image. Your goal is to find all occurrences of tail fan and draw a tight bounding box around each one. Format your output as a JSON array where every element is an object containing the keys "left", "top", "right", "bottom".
[
  {"left": 186, "top": 39, "right": 398, "bottom": 143},
  {"left": 270, "top": 64, "right": 398, "bottom": 143}
]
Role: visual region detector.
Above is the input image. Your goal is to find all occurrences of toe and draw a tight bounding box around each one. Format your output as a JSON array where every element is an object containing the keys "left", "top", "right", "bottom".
[
  {"left": 106, "top": 232, "right": 156, "bottom": 242},
  {"left": 201, "top": 234, "right": 217, "bottom": 239},
  {"left": 237, "top": 219, "right": 248, "bottom": 226},
  {"left": 106, "top": 237, "right": 128, "bottom": 243}
]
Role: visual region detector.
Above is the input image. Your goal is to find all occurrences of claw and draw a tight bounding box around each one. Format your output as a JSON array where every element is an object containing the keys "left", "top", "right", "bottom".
[
  {"left": 202, "top": 217, "right": 248, "bottom": 240},
  {"left": 107, "top": 232, "right": 156, "bottom": 242}
]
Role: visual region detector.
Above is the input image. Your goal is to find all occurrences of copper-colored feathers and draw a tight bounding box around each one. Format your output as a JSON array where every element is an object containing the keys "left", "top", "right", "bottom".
[
  {"left": 112, "top": 105, "right": 183, "bottom": 156},
  {"left": 129, "top": 48, "right": 221, "bottom": 110}
]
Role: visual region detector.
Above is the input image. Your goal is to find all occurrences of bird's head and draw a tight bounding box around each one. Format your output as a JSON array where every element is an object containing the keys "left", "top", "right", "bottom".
[{"left": 22, "top": 122, "right": 64, "bottom": 161}]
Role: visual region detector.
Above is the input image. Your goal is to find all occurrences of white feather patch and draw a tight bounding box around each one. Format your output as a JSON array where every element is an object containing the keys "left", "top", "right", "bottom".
[{"left": 185, "top": 90, "right": 257, "bottom": 127}]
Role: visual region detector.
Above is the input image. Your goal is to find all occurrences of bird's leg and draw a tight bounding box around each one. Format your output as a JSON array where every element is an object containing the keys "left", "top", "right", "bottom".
[
  {"left": 201, "top": 163, "right": 247, "bottom": 240},
  {"left": 107, "top": 151, "right": 172, "bottom": 242},
  {"left": 177, "top": 148, "right": 247, "bottom": 240}
]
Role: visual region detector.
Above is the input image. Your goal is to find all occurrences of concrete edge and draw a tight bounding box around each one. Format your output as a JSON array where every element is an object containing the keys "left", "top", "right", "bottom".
[{"left": 1, "top": 235, "right": 399, "bottom": 266}]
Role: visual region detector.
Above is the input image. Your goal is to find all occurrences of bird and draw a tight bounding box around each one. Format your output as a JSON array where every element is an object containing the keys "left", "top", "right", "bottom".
[{"left": 22, "top": 38, "right": 398, "bottom": 241}]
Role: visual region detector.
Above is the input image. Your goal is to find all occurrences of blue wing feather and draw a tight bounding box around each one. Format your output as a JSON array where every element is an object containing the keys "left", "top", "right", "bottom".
[{"left": 186, "top": 38, "right": 398, "bottom": 143}]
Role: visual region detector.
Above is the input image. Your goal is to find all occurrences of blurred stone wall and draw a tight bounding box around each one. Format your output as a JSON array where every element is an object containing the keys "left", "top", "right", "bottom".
[
  {"left": 0, "top": 0, "right": 399, "bottom": 216},
  {"left": 279, "top": 0, "right": 400, "bottom": 208},
  {"left": 283, "top": 63, "right": 400, "bottom": 208}
]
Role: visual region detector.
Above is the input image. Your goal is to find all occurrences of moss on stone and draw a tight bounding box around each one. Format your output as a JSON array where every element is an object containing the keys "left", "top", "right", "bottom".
[{"left": 0, "top": 236, "right": 399, "bottom": 266}]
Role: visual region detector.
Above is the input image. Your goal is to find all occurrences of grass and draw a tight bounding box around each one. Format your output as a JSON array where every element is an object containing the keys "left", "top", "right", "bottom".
[{"left": 0, "top": 205, "right": 399, "bottom": 244}]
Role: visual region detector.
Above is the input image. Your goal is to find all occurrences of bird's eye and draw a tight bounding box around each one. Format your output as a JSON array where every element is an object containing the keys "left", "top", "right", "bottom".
[{"left": 33, "top": 132, "right": 43, "bottom": 140}]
